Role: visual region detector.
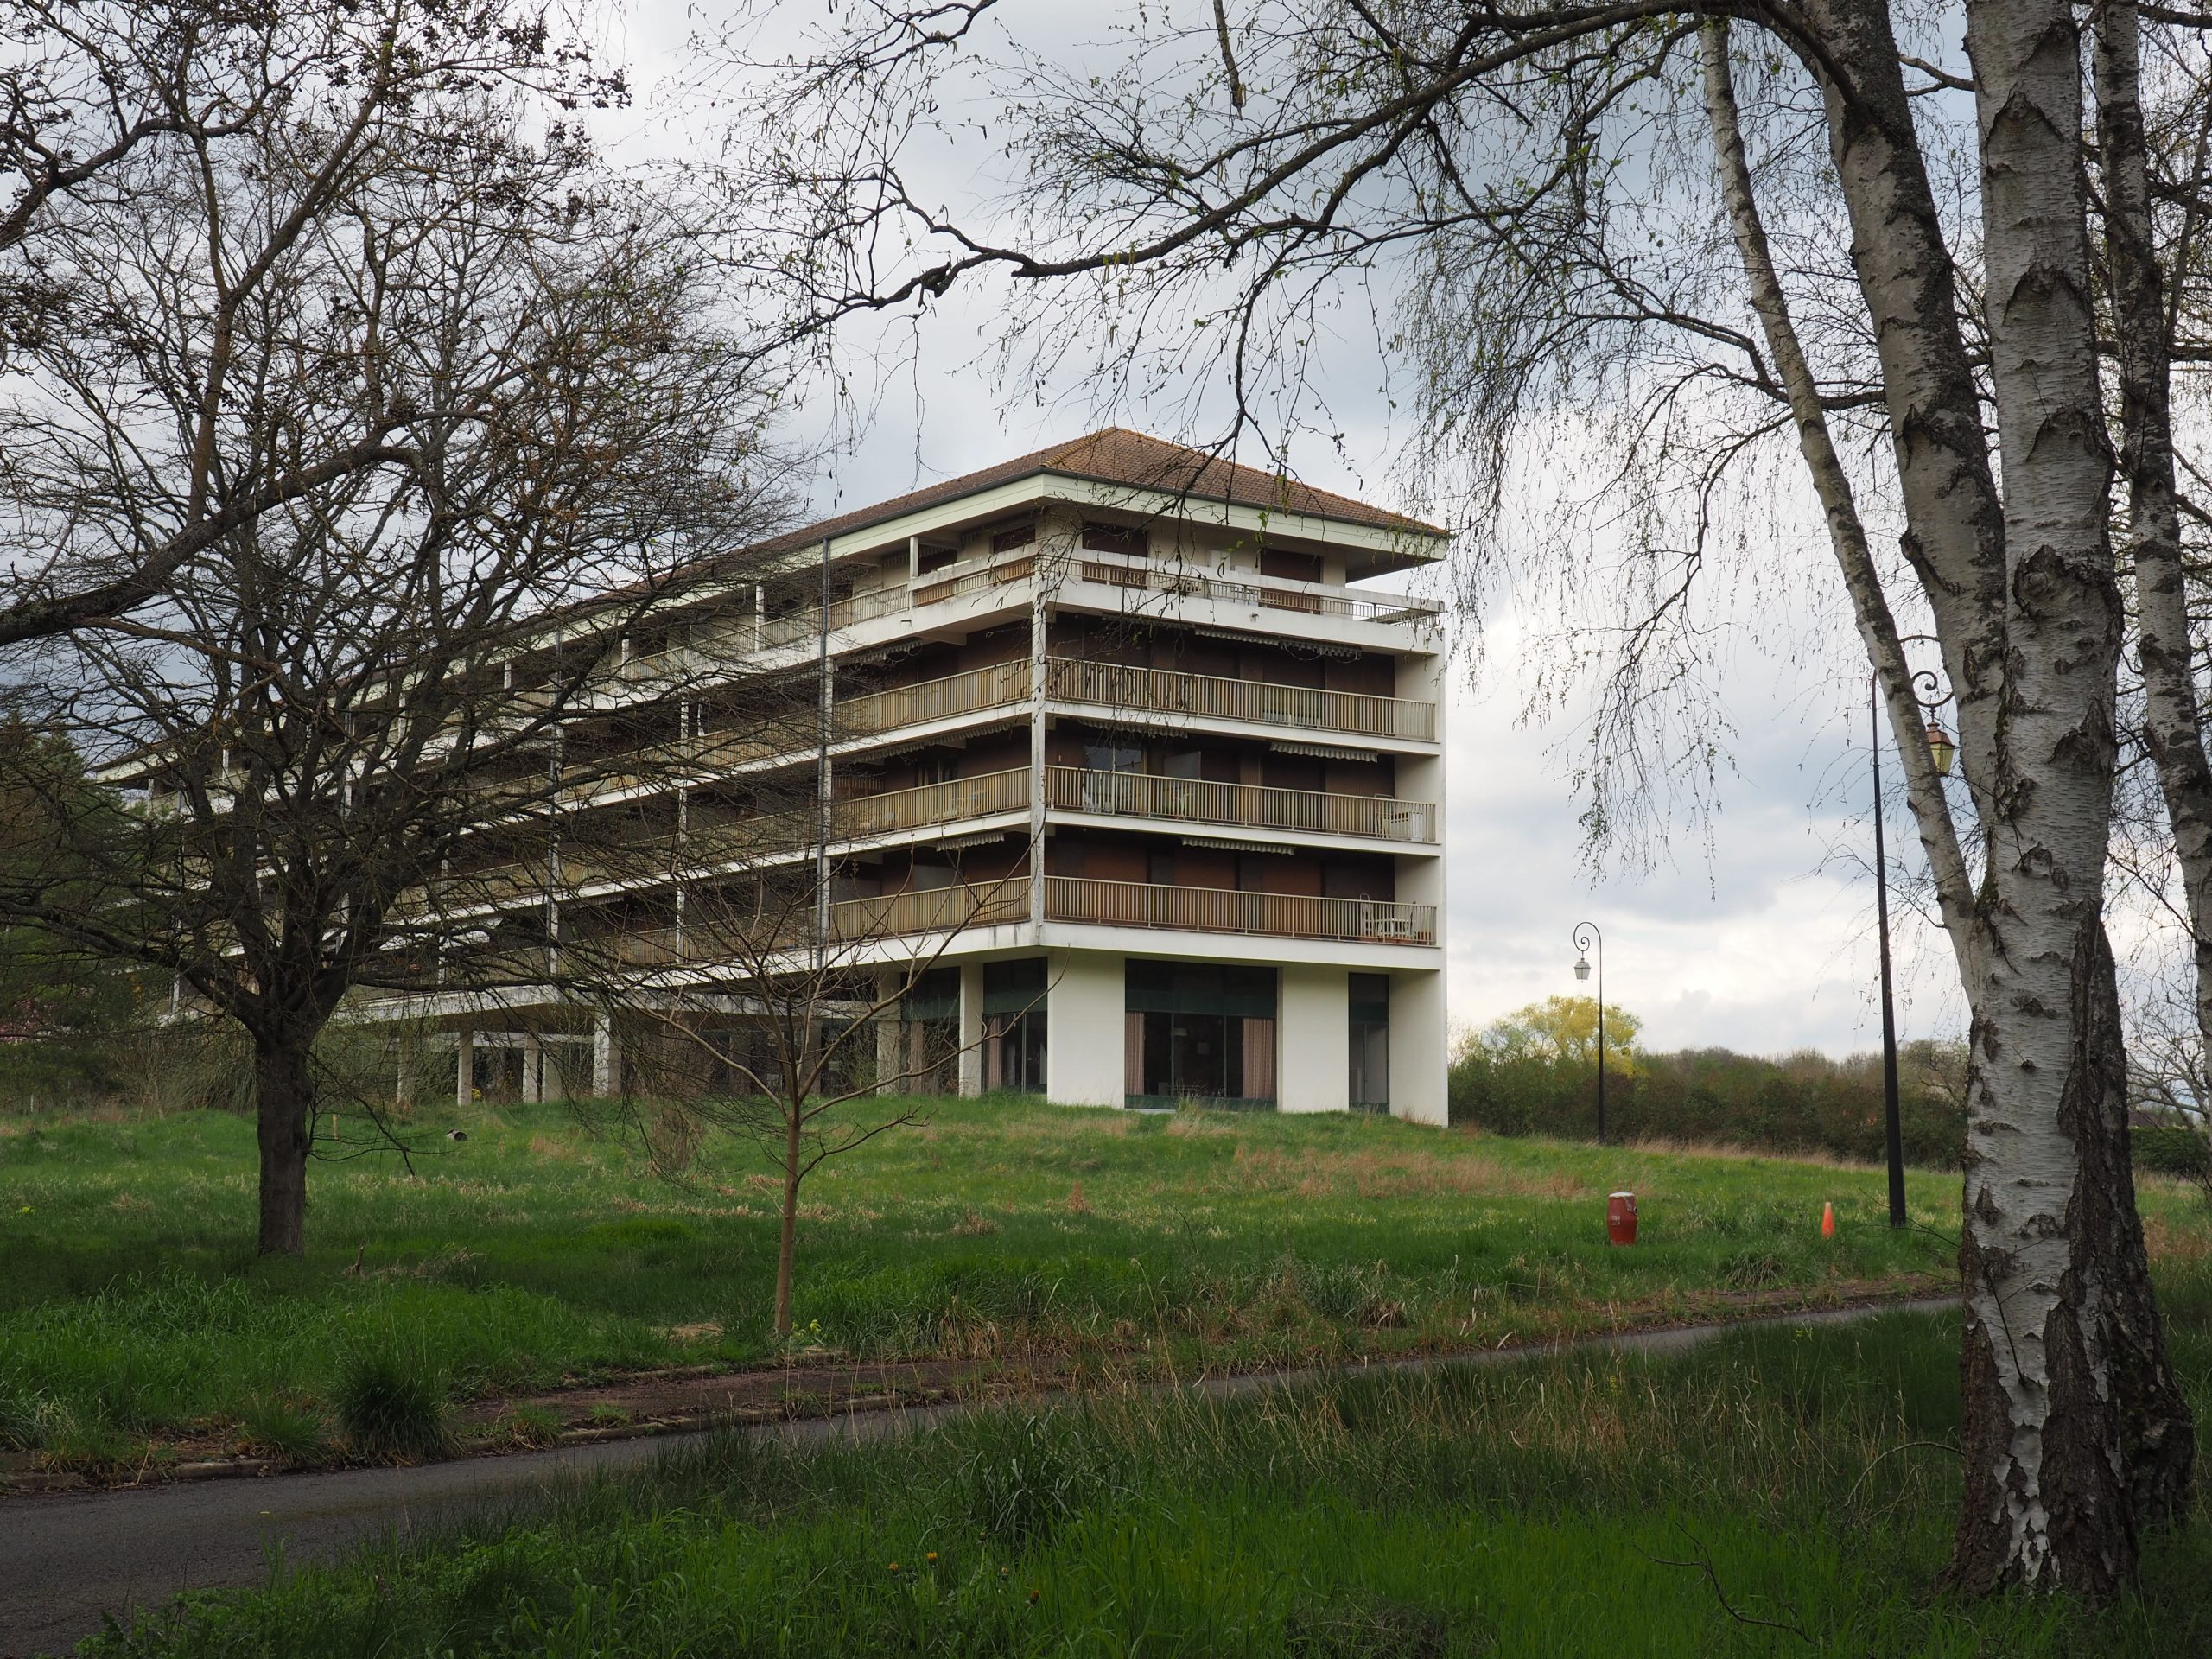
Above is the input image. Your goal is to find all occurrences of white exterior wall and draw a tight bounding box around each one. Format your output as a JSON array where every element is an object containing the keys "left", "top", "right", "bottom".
[
  {"left": 1278, "top": 963, "right": 1351, "bottom": 1113},
  {"left": 1045, "top": 949, "right": 1125, "bottom": 1107},
  {"left": 1389, "top": 967, "right": 1449, "bottom": 1125}
]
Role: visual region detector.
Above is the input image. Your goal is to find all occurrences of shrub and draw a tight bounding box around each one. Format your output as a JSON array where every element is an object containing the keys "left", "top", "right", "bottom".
[
  {"left": 2135, "top": 1123, "right": 2211, "bottom": 1180},
  {"left": 1448, "top": 1036, "right": 1967, "bottom": 1167},
  {"left": 334, "top": 1344, "right": 449, "bottom": 1463}
]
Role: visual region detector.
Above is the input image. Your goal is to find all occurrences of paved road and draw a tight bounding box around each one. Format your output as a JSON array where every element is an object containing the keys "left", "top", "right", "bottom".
[{"left": 0, "top": 1297, "right": 1953, "bottom": 1656}]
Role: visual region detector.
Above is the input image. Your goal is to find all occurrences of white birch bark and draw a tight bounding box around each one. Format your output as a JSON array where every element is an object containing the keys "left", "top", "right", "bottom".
[{"left": 1955, "top": 0, "right": 2133, "bottom": 1593}]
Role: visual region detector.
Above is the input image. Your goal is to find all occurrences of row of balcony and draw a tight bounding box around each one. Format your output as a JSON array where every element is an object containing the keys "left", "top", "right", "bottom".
[
  {"left": 675, "top": 655, "right": 1436, "bottom": 782},
  {"left": 435, "top": 763, "right": 1437, "bottom": 910},
  {"left": 624, "top": 548, "right": 1440, "bottom": 671},
  {"left": 606, "top": 876, "right": 1436, "bottom": 960}
]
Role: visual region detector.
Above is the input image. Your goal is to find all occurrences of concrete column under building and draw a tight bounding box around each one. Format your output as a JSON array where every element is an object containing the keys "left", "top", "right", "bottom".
[
  {"left": 395, "top": 1039, "right": 416, "bottom": 1112},
  {"left": 592, "top": 1011, "right": 614, "bottom": 1096},
  {"left": 1278, "top": 963, "right": 1351, "bottom": 1114},
  {"left": 957, "top": 960, "right": 986, "bottom": 1097},
  {"left": 523, "top": 1033, "right": 544, "bottom": 1103},
  {"left": 455, "top": 1027, "right": 474, "bottom": 1107},
  {"left": 540, "top": 1039, "right": 569, "bottom": 1103},
  {"left": 1044, "top": 949, "right": 1124, "bottom": 1108},
  {"left": 1389, "top": 969, "right": 1449, "bottom": 1125},
  {"left": 875, "top": 970, "right": 903, "bottom": 1095}
]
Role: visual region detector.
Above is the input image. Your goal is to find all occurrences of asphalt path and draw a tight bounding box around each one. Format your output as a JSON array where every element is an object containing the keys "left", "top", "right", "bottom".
[{"left": 0, "top": 1295, "right": 1954, "bottom": 1656}]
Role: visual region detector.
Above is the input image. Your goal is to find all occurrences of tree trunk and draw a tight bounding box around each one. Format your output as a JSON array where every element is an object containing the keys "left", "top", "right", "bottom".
[
  {"left": 1948, "top": 0, "right": 2140, "bottom": 1596},
  {"left": 1778, "top": 0, "right": 2189, "bottom": 1591},
  {"left": 2093, "top": 2, "right": 2210, "bottom": 1529},
  {"left": 774, "top": 1099, "right": 802, "bottom": 1338},
  {"left": 254, "top": 1038, "right": 315, "bottom": 1256}
]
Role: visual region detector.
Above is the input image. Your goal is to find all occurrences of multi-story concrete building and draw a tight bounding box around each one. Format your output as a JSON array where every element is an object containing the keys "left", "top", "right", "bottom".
[{"left": 385, "top": 429, "right": 1452, "bottom": 1120}]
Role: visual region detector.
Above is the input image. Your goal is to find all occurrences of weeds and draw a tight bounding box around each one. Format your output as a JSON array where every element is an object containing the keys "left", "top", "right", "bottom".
[
  {"left": 0, "top": 1094, "right": 2116, "bottom": 1469},
  {"left": 334, "top": 1345, "right": 448, "bottom": 1464},
  {"left": 237, "top": 1395, "right": 330, "bottom": 1465},
  {"left": 71, "top": 1308, "right": 2212, "bottom": 1657}
]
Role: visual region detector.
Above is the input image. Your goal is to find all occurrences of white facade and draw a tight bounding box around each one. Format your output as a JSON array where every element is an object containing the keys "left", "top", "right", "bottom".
[{"left": 370, "top": 431, "right": 1452, "bottom": 1122}]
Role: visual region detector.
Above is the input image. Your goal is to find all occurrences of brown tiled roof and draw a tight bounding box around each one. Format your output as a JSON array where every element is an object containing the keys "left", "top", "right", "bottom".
[{"left": 757, "top": 427, "right": 1446, "bottom": 555}]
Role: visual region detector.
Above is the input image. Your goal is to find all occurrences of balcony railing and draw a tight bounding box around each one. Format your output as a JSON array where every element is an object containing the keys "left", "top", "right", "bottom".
[
  {"left": 840, "top": 660, "right": 1033, "bottom": 735},
  {"left": 836, "top": 768, "right": 1030, "bottom": 837},
  {"left": 1044, "top": 766, "right": 1434, "bottom": 842},
  {"left": 1043, "top": 657, "right": 1435, "bottom": 742},
  {"left": 1044, "top": 876, "right": 1435, "bottom": 944},
  {"left": 1072, "top": 557, "right": 1439, "bottom": 626},
  {"left": 829, "top": 882, "right": 1030, "bottom": 940}
]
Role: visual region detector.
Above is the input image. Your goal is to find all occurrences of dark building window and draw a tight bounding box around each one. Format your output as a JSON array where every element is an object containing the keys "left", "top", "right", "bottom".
[
  {"left": 983, "top": 958, "right": 1048, "bottom": 1093},
  {"left": 1349, "top": 972, "right": 1390, "bottom": 1113},
  {"left": 1081, "top": 521, "right": 1148, "bottom": 557},
  {"left": 1124, "top": 960, "right": 1277, "bottom": 1109}
]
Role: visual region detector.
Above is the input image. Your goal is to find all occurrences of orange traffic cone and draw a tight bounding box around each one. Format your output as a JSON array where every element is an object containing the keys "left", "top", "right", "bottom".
[{"left": 1821, "top": 1201, "right": 1836, "bottom": 1240}]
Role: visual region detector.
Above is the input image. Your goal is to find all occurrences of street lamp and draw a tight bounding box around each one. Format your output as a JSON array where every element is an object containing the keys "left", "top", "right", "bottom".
[
  {"left": 1871, "top": 639, "right": 1955, "bottom": 1230},
  {"left": 1573, "top": 921, "right": 1605, "bottom": 1146}
]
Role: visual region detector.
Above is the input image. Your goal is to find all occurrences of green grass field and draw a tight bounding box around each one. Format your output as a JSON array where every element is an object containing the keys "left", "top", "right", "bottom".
[
  {"left": 0, "top": 1095, "right": 1979, "bottom": 1469},
  {"left": 77, "top": 1304, "right": 2212, "bottom": 1658}
]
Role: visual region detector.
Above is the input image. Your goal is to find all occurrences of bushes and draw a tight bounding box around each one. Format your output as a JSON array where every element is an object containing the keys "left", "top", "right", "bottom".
[
  {"left": 1449, "top": 1039, "right": 1969, "bottom": 1168},
  {"left": 2135, "top": 1123, "right": 2211, "bottom": 1181}
]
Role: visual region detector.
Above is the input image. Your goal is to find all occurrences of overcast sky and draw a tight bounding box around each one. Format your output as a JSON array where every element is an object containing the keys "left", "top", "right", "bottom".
[{"left": 598, "top": 2, "right": 1970, "bottom": 1058}]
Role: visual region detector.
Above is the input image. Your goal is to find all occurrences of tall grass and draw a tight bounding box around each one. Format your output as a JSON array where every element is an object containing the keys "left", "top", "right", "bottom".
[
  {"left": 0, "top": 1094, "right": 2051, "bottom": 1462},
  {"left": 76, "top": 1307, "right": 2212, "bottom": 1657}
]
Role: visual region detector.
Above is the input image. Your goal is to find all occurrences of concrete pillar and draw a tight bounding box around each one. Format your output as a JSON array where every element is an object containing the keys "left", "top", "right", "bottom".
[
  {"left": 1389, "top": 968, "right": 1449, "bottom": 1125},
  {"left": 395, "top": 1039, "right": 416, "bottom": 1112},
  {"left": 523, "top": 1033, "right": 544, "bottom": 1103},
  {"left": 1044, "top": 949, "right": 1124, "bottom": 1108},
  {"left": 957, "top": 960, "right": 986, "bottom": 1097},
  {"left": 455, "top": 1027, "right": 474, "bottom": 1107},
  {"left": 592, "top": 1010, "right": 614, "bottom": 1096},
  {"left": 1279, "top": 963, "right": 1351, "bottom": 1114},
  {"left": 875, "top": 970, "right": 903, "bottom": 1095},
  {"left": 540, "top": 1041, "right": 568, "bottom": 1103}
]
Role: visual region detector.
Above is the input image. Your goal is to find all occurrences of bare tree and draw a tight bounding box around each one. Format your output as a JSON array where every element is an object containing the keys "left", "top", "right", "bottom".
[
  {"left": 705, "top": 0, "right": 2208, "bottom": 1594},
  {"left": 570, "top": 843, "right": 1035, "bottom": 1338},
  {"left": 0, "top": 77, "right": 801, "bottom": 1256},
  {"left": 0, "top": 0, "right": 622, "bottom": 645}
]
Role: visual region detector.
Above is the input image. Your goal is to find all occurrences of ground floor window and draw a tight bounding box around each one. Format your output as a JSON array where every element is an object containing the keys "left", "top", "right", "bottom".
[
  {"left": 983, "top": 958, "right": 1048, "bottom": 1092},
  {"left": 896, "top": 968, "right": 961, "bottom": 1095},
  {"left": 1349, "top": 972, "right": 1390, "bottom": 1113},
  {"left": 1124, "top": 960, "right": 1277, "bottom": 1109}
]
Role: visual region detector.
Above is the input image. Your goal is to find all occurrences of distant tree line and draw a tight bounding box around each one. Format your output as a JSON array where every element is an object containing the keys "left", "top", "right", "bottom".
[{"left": 1447, "top": 997, "right": 1969, "bottom": 1167}]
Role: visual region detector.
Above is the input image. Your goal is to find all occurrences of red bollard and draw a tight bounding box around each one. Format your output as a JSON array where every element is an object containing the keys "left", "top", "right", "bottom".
[{"left": 1606, "top": 1190, "right": 1638, "bottom": 1246}]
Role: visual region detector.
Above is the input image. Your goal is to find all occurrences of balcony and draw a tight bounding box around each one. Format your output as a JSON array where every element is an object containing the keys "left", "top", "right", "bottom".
[
  {"left": 1071, "top": 556, "right": 1439, "bottom": 626},
  {"left": 1044, "top": 766, "right": 1434, "bottom": 842},
  {"left": 829, "top": 881, "right": 1031, "bottom": 941},
  {"left": 837, "top": 661, "right": 1031, "bottom": 736},
  {"left": 1044, "top": 877, "right": 1435, "bottom": 945},
  {"left": 1044, "top": 658, "right": 1435, "bottom": 742}
]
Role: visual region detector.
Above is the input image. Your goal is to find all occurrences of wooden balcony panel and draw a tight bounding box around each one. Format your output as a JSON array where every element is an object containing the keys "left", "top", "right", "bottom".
[
  {"left": 836, "top": 768, "right": 1030, "bottom": 837},
  {"left": 839, "top": 661, "right": 1033, "bottom": 735},
  {"left": 828, "top": 882, "right": 1030, "bottom": 941},
  {"left": 1044, "top": 876, "right": 1435, "bottom": 945},
  {"left": 1044, "top": 658, "right": 1435, "bottom": 742},
  {"left": 1043, "top": 766, "right": 1434, "bottom": 842}
]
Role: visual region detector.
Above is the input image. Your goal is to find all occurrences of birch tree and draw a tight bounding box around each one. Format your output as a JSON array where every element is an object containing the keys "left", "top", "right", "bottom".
[{"left": 709, "top": 0, "right": 2205, "bottom": 1595}]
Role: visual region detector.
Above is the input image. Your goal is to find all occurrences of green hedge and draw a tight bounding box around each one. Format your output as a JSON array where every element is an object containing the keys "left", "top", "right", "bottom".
[{"left": 1448, "top": 1042, "right": 1967, "bottom": 1167}]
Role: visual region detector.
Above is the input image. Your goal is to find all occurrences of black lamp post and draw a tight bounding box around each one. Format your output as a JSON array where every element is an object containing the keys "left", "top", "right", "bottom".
[
  {"left": 1871, "top": 641, "right": 1956, "bottom": 1229},
  {"left": 1573, "top": 921, "right": 1605, "bottom": 1146}
]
